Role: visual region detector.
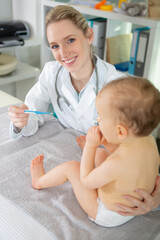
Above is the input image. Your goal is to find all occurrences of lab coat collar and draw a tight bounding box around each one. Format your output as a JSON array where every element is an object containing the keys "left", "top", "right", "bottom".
[
  {"left": 61, "top": 69, "right": 97, "bottom": 118},
  {"left": 59, "top": 55, "right": 108, "bottom": 91},
  {"left": 62, "top": 83, "right": 96, "bottom": 118},
  {"left": 61, "top": 65, "right": 97, "bottom": 91},
  {"left": 60, "top": 55, "right": 106, "bottom": 118}
]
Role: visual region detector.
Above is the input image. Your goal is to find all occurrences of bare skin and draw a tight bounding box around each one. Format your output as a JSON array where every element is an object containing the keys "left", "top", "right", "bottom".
[
  {"left": 31, "top": 154, "right": 98, "bottom": 220},
  {"left": 76, "top": 135, "right": 111, "bottom": 167},
  {"left": 8, "top": 103, "right": 29, "bottom": 129},
  {"left": 116, "top": 175, "right": 160, "bottom": 216},
  {"left": 76, "top": 135, "right": 86, "bottom": 150},
  {"left": 8, "top": 19, "right": 94, "bottom": 130},
  {"left": 76, "top": 135, "right": 160, "bottom": 216},
  {"left": 31, "top": 155, "right": 45, "bottom": 189},
  {"left": 31, "top": 124, "right": 159, "bottom": 226}
]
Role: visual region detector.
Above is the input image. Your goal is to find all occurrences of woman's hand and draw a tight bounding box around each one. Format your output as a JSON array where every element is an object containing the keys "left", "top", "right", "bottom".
[
  {"left": 8, "top": 103, "right": 29, "bottom": 129},
  {"left": 115, "top": 175, "right": 160, "bottom": 216},
  {"left": 86, "top": 126, "right": 102, "bottom": 148}
]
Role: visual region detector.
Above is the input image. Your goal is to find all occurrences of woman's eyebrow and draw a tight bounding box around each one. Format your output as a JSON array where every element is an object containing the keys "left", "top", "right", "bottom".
[
  {"left": 63, "top": 34, "right": 76, "bottom": 40},
  {"left": 49, "top": 35, "right": 76, "bottom": 45},
  {"left": 49, "top": 42, "right": 56, "bottom": 45}
]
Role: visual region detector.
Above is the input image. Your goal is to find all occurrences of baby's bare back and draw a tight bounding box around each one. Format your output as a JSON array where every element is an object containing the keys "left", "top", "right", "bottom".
[{"left": 98, "top": 136, "right": 160, "bottom": 211}]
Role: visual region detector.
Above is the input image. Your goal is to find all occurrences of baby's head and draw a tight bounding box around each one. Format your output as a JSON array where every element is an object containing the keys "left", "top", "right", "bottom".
[{"left": 96, "top": 77, "right": 160, "bottom": 141}]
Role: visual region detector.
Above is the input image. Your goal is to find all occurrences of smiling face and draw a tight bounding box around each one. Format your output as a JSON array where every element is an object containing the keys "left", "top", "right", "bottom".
[{"left": 47, "top": 19, "right": 93, "bottom": 76}]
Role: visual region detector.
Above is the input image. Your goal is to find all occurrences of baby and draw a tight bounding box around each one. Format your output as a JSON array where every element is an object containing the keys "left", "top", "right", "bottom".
[{"left": 31, "top": 76, "right": 160, "bottom": 227}]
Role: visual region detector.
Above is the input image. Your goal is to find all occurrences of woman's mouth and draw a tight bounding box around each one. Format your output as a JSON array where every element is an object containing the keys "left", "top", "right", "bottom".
[{"left": 63, "top": 56, "right": 77, "bottom": 66}]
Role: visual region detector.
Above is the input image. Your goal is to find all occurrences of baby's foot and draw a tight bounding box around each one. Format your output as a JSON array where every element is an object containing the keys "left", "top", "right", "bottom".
[
  {"left": 76, "top": 135, "right": 86, "bottom": 149},
  {"left": 30, "top": 155, "right": 45, "bottom": 190}
]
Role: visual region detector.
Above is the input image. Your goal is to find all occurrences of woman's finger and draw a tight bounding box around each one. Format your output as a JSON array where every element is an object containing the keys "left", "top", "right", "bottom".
[{"left": 134, "top": 188, "right": 151, "bottom": 200}]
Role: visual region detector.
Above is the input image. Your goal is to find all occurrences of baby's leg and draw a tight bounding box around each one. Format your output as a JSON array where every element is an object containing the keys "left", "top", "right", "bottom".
[
  {"left": 31, "top": 156, "right": 98, "bottom": 219},
  {"left": 64, "top": 161, "right": 98, "bottom": 220},
  {"left": 31, "top": 155, "right": 45, "bottom": 189},
  {"left": 31, "top": 155, "right": 69, "bottom": 190}
]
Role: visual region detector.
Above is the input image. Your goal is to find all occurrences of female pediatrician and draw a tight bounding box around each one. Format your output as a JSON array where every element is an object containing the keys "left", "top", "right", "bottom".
[{"left": 8, "top": 5, "right": 160, "bottom": 217}]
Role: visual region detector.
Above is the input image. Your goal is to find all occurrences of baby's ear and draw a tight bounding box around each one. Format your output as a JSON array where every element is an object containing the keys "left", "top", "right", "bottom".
[{"left": 116, "top": 124, "right": 128, "bottom": 140}]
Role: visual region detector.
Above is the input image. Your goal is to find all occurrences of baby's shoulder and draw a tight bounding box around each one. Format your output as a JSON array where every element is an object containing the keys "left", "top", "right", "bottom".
[
  {"left": 141, "top": 135, "right": 158, "bottom": 150},
  {"left": 129, "top": 136, "right": 159, "bottom": 163}
]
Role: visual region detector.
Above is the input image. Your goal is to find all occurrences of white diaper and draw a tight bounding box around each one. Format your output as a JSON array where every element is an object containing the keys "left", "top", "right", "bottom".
[{"left": 89, "top": 198, "right": 134, "bottom": 227}]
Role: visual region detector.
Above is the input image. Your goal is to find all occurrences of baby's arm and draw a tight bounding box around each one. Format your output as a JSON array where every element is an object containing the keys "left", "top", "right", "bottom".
[
  {"left": 80, "top": 126, "right": 116, "bottom": 188},
  {"left": 80, "top": 126, "right": 101, "bottom": 186}
]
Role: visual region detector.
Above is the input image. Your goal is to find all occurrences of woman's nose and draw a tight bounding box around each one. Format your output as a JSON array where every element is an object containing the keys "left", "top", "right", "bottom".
[{"left": 60, "top": 45, "right": 69, "bottom": 58}]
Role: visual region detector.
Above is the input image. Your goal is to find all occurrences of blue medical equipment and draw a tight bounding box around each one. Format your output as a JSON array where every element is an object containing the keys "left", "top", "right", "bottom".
[{"left": 24, "top": 110, "right": 57, "bottom": 118}]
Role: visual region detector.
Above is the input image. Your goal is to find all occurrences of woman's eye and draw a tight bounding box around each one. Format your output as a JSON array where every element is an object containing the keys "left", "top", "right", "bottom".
[
  {"left": 51, "top": 44, "right": 59, "bottom": 49},
  {"left": 68, "top": 38, "right": 75, "bottom": 44}
]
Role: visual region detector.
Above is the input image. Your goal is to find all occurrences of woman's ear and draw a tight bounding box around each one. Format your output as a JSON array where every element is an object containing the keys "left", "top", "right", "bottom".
[
  {"left": 86, "top": 28, "right": 94, "bottom": 44},
  {"left": 116, "top": 124, "right": 128, "bottom": 140}
]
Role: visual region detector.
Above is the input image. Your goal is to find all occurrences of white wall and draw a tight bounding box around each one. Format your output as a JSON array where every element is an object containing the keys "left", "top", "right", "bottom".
[
  {"left": 0, "top": 0, "right": 12, "bottom": 20},
  {"left": 12, "top": 0, "right": 41, "bottom": 44},
  {"left": 0, "top": 0, "right": 41, "bottom": 67},
  {"left": 0, "top": 0, "right": 14, "bottom": 95},
  {"left": 0, "top": 0, "right": 41, "bottom": 98},
  {"left": 12, "top": 0, "right": 41, "bottom": 68}
]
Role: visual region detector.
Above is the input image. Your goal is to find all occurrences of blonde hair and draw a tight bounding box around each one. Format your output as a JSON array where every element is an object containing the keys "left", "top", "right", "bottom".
[
  {"left": 46, "top": 5, "right": 89, "bottom": 35},
  {"left": 46, "top": 5, "right": 93, "bottom": 59},
  {"left": 100, "top": 77, "right": 160, "bottom": 136}
]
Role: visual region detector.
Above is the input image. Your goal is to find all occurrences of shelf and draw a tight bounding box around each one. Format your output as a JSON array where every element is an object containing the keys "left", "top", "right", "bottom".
[
  {"left": 41, "top": 0, "right": 160, "bottom": 90},
  {"left": 43, "top": 0, "right": 160, "bottom": 28},
  {"left": 0, "top": 61, "right": 40, "bottom": 86}
]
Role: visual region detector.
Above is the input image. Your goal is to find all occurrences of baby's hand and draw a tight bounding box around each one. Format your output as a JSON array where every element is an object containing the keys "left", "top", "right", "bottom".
[
  {"left": 100, "top": 135, "right": 108, "bottom": 146},
  {"left": 86, "top": 126, "right": 102, "bottom": 148}
]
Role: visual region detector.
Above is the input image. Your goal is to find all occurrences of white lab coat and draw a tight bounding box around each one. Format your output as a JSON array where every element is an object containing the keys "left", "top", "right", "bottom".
[{"left": 10, "top": 56, "right": 125, "bottom": 139}]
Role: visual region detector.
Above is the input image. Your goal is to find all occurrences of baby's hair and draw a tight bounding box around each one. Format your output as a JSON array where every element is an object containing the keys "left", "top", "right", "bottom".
[{"left": 102, "top": 77, "right": 160, "bottom": 136}]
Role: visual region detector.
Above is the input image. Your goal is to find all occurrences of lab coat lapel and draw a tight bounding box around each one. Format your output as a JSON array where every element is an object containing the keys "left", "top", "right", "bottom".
[
  {"left": 76, "top": 84, "right": 96, "bottom": 118},
  {"left": 61, "top": 68, "right": 96, "bottom": 118},
  {"left": 61, "top": 84, "right": 78, "bottom": 110},
  {"left": 60, "top": 71, "right": 78, "bottom": 109}
]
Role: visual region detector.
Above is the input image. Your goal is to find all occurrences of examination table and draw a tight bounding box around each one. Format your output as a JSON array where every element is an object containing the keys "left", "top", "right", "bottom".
[{"left": 0, "top": 105, "right": 160, "bottom": 240}]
